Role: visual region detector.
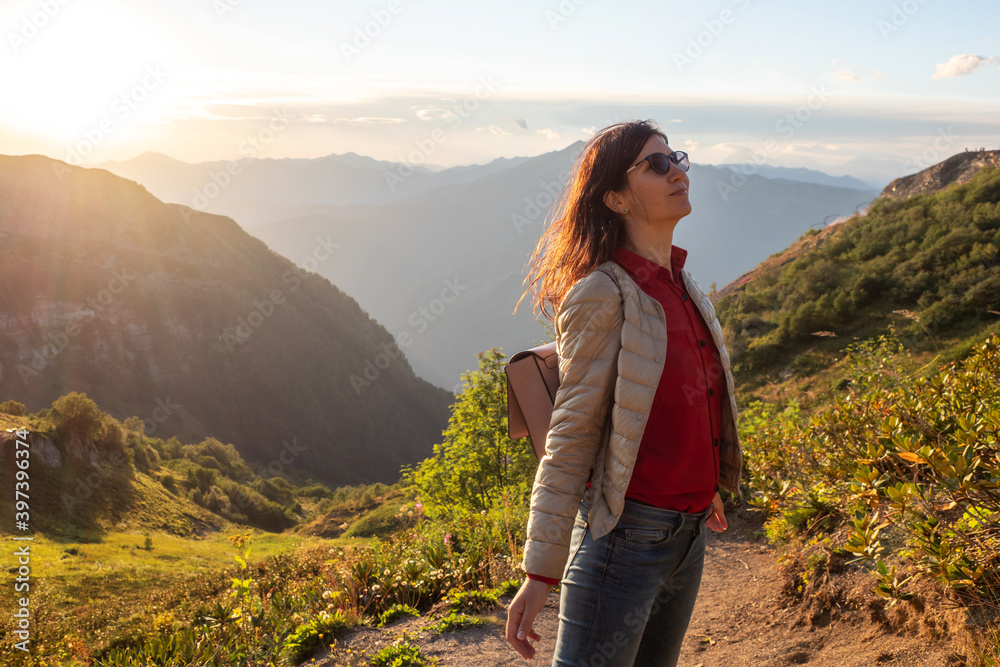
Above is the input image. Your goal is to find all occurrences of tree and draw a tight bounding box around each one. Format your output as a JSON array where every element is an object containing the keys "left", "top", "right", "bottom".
[
  {"left": 406, "top": 349, "right": 538, "bottom": 519},
  {"left": 51, "top": 392, "right": 103, "bottom": 440},
  {"left": 0, "top": 400, "right": 26, "bottom": 416}
]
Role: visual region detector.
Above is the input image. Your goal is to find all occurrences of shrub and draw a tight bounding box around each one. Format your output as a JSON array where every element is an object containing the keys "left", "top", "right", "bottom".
[
  {"left": 405, "top": 349, "right": 537, "bottom": 521},
  {"left": 51, "top": 392, "right": 103, "bottom": 440},
  {"left": 742, "top": 331, "right": 1000, "bottom": 600},
  {"left": 0, "top": 400, "right": 26, "bottom": 416},
  {"left": 425, "top": 612, "right": 483, "bottom": 634},
  {"left": 377, "top": 603, "right": 420, "bottom": 627},
  {"left": 369, "top": 639, "right": 436, "bottom": 667}
]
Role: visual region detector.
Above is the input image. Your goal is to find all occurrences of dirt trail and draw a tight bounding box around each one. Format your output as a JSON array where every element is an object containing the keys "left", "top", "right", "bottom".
[{"left": 306, "top": 511, "right": 966, "bottom": 666}]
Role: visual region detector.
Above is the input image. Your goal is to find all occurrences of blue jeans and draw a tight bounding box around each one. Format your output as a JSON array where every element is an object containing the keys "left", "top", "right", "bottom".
[{"left": 551, "top": 496, "right": 714, "bottom": 667}]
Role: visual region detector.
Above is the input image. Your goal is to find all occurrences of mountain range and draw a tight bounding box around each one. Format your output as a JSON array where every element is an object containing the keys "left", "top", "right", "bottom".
[
  {"left": 100, "top": 146, "right": 878, "bottom": 390},
  {"left": 0, "top": 155, "right": 453, "bottom": 486}
]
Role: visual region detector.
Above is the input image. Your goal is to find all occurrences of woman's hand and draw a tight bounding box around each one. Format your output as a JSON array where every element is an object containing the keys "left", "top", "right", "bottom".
[
  {"left": 505, "top": 578, "right": 552, "bottom": 659},
  {"left": 706, "top": 491, "right": 728, "bottom": 532}
]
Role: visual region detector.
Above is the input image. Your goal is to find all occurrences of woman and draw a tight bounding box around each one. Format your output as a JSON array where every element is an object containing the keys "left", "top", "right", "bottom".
[{"left": 506, "top": 120, "right": 744, "bottom": 666}]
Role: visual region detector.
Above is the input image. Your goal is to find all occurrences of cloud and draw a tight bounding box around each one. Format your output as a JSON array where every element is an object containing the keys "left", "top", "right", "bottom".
[
  {"left": 536, "top": 128, "right": 559, "bottom": 140},
  {"left": 932, "top": 54, "right": 999, "bottom": 79},
  {"left": 312, "top": 117, "right": 407, "bottom": 124},
  {"left": 415, "top": 108, "right": 456, "bottom": 120},
  {"left": 683, "top": 140, "right": 699, "bottom": 151},
  {"left": 582, "top": 126, "right": 597, "bottom": 136},
  {"left": 512, "top": 117, "right": 527, "bottom": 130},
  {"left": 832, "top": 67, "right": 860, "bottom": 83},
  {"left": 347, "top": 117, "right": 406, "bottom": 124},
  {"left": 476, "top": 124, "right": 510, "bottom": 135},
  {"left": 670, "top": 118, "right": 683, "bottom": 123}
]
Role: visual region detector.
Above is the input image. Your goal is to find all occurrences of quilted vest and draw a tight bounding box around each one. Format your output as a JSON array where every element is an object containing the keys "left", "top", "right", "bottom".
[{"left": 521, "top": 259, "right": 744, "bottom": 581}]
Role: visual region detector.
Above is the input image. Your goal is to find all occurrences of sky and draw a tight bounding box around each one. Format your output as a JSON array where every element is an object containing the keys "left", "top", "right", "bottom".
[{"left": 1, "top": 0, "right": 999, "bottom": 182}]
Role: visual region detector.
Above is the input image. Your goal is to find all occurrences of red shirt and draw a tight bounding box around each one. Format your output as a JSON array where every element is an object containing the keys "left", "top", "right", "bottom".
[
  {"left": 613, "top": 245, "right": 723, "bottom": 513},
  {"left": 527, "top": 246, "right": 724, "bottom": 586}
]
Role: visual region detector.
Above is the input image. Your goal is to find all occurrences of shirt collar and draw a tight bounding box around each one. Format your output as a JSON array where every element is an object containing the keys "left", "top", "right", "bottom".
[{"left": 613, "top": 244, "right": 688, "bottom": 288}]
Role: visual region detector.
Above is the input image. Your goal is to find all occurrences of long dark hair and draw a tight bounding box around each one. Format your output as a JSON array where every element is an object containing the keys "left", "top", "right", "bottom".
[{"left": 514, "top": 120, "right": 668, "bottom": 322}]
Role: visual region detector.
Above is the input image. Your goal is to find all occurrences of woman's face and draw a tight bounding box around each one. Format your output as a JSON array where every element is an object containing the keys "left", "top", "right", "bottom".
[{"left": 618, "top": 134, "right": 692, "bottom": 226}]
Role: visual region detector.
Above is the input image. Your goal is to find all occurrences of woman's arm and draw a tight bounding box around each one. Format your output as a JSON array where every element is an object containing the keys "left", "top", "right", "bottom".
[{"left": 521, "top": 270, "right": 623, "bottom": 580}]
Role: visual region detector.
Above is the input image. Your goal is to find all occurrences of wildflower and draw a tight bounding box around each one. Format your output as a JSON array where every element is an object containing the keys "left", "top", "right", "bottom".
[
  {"left": 480, "top": 510, "right": 487, "bottom": 515},
  {"left": 444, "top": 534, "right": 452, "bottom": 545},
  {"left": 415, "top": 502, "right": 423, "bottom": 512},
  {"left": 322, "top": 590, "right": 333, "bottom": 599}
]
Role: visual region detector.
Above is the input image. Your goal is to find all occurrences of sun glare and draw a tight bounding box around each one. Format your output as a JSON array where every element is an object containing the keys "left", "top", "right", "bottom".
[{"left": 2, "top": 4, "right": 171, "bottom": 144}]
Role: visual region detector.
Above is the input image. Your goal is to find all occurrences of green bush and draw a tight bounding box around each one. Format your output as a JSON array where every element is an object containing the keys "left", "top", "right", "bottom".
[
  {"left": 742, "top": 331, "right": 1000, "bottom": 600},
  {"left": 343, "top": 500, "right": 408, "bottom": 539},
  {"left": 369, "top": 640, "right": 436, "bottom": 667},
  {"left": 404, "top": 349, "right": 537, "bottom": 521},
  {"left": 0, "top": 400, "right": 26, "bottom": 416},
  {"left": 425, "top": 612, "right": 483, "bottom": 635},
  {"left": 446, "top": 589, "right": 500, "bottom": 614},
  {"left": 52, "top": 391, "right": 104, "bottom": 440},
  {"left": 377, "top": 603, "right": 420, "bottom": 627}
]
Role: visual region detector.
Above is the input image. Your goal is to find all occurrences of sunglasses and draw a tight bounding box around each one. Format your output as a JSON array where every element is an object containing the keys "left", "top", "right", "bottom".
[{"left": 626, "top": 151, "right": 690, "bottom": 176}]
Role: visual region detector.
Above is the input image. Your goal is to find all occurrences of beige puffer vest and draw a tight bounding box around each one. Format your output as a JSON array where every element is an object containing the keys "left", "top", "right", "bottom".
[{"left": 521, "top": 259, "right": 744, "bottom": 581}]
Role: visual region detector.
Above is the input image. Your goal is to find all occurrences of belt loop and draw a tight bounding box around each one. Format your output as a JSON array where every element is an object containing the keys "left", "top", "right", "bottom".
[{"left": 695, "top": 506, "right": 711, "bottom": 536}]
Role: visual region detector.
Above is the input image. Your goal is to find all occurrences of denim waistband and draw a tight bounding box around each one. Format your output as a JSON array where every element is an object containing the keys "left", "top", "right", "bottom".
[{"left": 581, "top": 494, "right": 715, "bottom": 532}]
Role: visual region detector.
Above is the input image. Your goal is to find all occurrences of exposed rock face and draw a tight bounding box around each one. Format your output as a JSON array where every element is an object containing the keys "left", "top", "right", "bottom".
[{"left": 881, "top": 149, "right": 1000, "bottom": 200}]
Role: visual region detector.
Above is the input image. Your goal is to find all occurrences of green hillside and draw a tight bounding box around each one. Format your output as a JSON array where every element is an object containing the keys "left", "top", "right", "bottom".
[
  {"left": 0, "top": 155, "right": 454, "bottom": 487},
  {"left": 717, "top": 166, "right": 1000, "bottom": 409},
  {"left": 0, "top": 393, "right": 411, "bottom": 543}
]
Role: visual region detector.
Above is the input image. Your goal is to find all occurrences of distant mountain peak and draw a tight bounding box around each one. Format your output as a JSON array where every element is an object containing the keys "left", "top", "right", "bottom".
[{"left": 881, "top": 148, "right": 1000, "bottom": 200}]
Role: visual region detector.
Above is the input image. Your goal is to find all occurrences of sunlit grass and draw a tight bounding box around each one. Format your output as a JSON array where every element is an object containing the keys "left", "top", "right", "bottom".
[{"left": 0, "top": 508, "right": 375, "bottom": 664}]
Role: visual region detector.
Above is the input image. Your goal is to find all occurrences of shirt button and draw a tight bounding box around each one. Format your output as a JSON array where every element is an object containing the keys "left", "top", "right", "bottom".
[
  {"left": 714, "top": 438, "right": 720, "bottom": 447},
  {"left": 708, "top": 388, "right": 715, "bottom": 396},
  {"left": 681, "top": 294, "right": 689, "bottom": 301},
  {"left": 699, "top": 339, "right": 706, "bottom": 347},
  {"left": 654, "top": 356, "right": 662, "bottom": 362}
]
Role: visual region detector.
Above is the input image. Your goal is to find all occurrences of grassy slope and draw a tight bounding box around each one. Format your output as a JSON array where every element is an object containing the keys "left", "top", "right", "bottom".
[{"left": 0, "top": 467, "right": 391, "bottom": 658}]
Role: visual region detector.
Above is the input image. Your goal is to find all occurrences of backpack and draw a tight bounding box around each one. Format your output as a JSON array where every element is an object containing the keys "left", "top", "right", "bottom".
[{"left": 504, "top": 268, "right": 621, "bottom": 460}]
